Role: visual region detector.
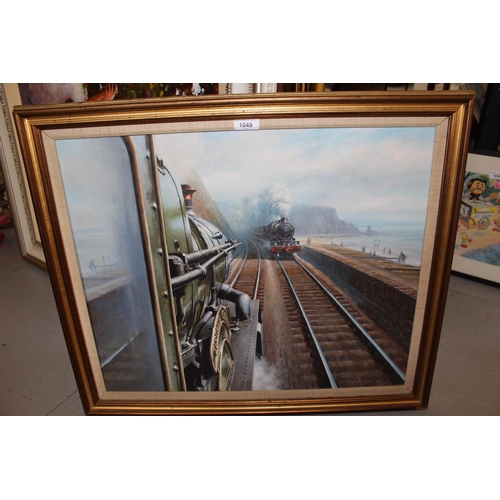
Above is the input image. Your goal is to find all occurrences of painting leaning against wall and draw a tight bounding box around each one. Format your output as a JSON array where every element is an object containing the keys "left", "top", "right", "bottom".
[
  {"left": 13, "top": 91, "right": 475, "bottom": 414},
  {"left": 452, "top": 152, "right": 500, "bottom": 283}
]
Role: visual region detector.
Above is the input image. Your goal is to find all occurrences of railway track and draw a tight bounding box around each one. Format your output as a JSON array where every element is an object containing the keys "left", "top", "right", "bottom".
[
  {"left": 275, "top": 255, "right": 408, "bottom": 389},
  {"left": 228, "top": 240, "right": 265, "bottom": 306}
]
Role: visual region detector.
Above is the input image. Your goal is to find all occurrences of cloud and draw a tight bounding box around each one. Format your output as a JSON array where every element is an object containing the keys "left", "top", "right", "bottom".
[{"left": 153, "top": 126, "right": 435, "bottom": 224}]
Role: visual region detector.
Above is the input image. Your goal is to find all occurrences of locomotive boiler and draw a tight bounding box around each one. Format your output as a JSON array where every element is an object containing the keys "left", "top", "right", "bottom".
[{"left": 258, "top": 217, "right": 302, "bottom": 258}]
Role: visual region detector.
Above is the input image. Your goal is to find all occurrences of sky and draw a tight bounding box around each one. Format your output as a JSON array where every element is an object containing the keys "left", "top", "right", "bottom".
[{"left": 154, "top": 126, "right": 436, "bottom": 226}]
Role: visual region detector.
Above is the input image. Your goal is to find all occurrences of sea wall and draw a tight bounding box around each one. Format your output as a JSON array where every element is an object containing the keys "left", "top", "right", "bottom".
[{"left": 301, "top": 247, "right": 416, "bottom": 352}]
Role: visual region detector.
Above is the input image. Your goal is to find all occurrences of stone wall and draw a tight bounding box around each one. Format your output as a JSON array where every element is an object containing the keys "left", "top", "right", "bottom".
[{"left": 301, "top": 247, "right": 416, "bottom": 352}]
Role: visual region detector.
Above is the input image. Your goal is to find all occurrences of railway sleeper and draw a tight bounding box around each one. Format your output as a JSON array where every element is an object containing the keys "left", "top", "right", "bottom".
[
  {"left": 301, "top": 375, "right": 321, "bottom": 389},
  {"left": 310, "top": 325, "right": 355, "bottom": 334},
  {"left": 321, "top": 347, "right": 373, "bottom": 360},
  {"left": 296, "top": 352, "right": 315, "bottom": 363},
  {"left": 335, "top": 377, "right": 392, "bottom": 388},
  {"left": 330, "top": 358, "right": 382, "bottom": 370},
  {"left": 315, "top": 337, "right": 366, "bottom": 349}
]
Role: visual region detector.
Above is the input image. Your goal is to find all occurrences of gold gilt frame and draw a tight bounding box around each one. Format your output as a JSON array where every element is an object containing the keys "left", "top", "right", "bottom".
[{"left": 14, "top": 92, "right": 474, "bottom": 415}]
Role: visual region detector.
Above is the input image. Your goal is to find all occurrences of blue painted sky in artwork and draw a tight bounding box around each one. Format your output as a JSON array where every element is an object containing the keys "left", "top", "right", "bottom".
[{"left": 154, "top": 126, "right": 436, "bottom": 225}]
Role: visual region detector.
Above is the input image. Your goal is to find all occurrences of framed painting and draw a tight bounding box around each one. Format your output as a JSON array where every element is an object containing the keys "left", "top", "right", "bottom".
[
  {"left": 0, "top": 83, "right": 45, "bottom": 267},
  {"left": 452, "top": 151, "right": 500, "bottom": 284},
  {"left": 13, "top": 91, "right": 474, "bottom": 414}
]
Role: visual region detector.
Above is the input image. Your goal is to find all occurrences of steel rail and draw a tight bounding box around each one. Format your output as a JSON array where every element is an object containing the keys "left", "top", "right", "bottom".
[
  {"left": 249, "top": 239, "right": 262, "bottom": 300},
  {"left": 228, "top": 240, "right": 249, "bottom": 289},
  {"left": 277, "top": 259, "right": 338, "bottom": 389},
  {"left": 294, "top": 257, "right": 406, "bottom": 383}
]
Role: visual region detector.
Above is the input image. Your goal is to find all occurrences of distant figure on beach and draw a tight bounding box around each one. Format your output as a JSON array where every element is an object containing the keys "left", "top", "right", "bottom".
[
  {"left": 388, "top": 248, "right": 391, "bottom": 255},
  {"left": 307, "top": 237, "right": 311, "bottom": 246},
  {"left": 399, "top": 251, "right": 406, "bottom": 264}
]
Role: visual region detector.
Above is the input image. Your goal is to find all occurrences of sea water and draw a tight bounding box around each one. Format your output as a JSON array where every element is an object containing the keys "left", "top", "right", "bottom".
[{"left": 301, "top": 224, "right": 426, "bottom": 267}]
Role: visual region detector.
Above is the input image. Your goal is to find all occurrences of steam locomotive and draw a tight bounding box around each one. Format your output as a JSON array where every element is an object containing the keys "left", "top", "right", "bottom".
[
  {"left": 256, "top": 217, "right": 302, "bottom": 258},
  {"left": 79, "top": 134, "right": 259, "bottom": 393},
  {"left": 171, "top": 183, "right": 259, "bottom": 392}
]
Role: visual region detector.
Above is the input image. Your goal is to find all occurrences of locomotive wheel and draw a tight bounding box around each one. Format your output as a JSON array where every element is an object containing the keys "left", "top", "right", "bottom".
[
  {"left": 209, "top": 306, "right": 234, "bottom": 390},
  {"left": 217, "top": 339, "right": 234, "bottom": 391}
]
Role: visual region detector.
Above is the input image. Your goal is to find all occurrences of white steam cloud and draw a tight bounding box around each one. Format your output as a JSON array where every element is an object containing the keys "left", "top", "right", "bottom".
[
  {"left": 225, "top": 184, "right": 293, "bottom": 234},
  {"left": 252, "top": 356, "right": 281, "bottom": 390},
  {"left": 256, "top": 184, "right": 292, "bottom": 223}
]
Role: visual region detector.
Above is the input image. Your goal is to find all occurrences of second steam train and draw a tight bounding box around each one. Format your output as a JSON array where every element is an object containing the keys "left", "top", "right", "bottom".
[{"left": 256, "top": 217, "right": 302, "bottom": 258}]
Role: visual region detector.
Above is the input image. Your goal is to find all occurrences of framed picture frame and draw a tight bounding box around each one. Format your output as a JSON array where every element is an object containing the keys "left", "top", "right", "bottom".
[
  {"left": 452, "top": 151, "right": 500, "bottom": 284},
  {"left": 0, "top": 83, "right": 45, "bottom": 267},
  {"left": 13, "top": 91, "right": 474, "bottom": 415}
]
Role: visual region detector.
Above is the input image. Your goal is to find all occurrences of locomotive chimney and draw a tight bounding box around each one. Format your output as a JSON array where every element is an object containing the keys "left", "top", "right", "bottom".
[{"left": 181, "top": 184, "right": 196, "bottom": 214}]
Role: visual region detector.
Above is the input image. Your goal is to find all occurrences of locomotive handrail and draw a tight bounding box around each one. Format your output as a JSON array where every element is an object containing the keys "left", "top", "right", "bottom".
[
  {"left": 171, "top": 241, "right": 241, "bottom": 291},
  {"left": 294, "top": 257, "right": 406, "bottom": 383},
  {"left": 183, "top": 240, "right": 238, "bottom": 266}
]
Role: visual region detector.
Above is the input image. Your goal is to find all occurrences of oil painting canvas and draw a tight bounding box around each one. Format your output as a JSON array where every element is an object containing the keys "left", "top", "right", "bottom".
[{"left": 54, "top": 126, "right": 435, "bottom": 393}]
